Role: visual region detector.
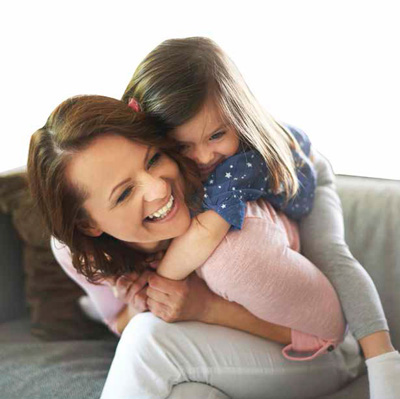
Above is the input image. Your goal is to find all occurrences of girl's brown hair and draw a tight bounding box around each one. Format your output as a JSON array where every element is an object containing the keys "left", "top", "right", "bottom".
[
  {"left": 27, "top": 95, "right": 202, "bottom": 283},
  {"left": 122, "top": 37, "right": 301, "bottom": 197}
]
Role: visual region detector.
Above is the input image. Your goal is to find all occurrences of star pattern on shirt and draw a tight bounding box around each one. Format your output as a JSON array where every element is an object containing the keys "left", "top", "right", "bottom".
[{"left": 202, "top": 141, "right": 315, "bottom": 229}]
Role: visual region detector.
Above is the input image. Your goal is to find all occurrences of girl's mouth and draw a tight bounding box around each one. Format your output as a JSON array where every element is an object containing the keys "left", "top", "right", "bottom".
[
  {"left": 144, "top": 194, "right": 179, "bottom": 224},
  {"left": 198, "top": 160, "right": 222, "bottom": 177}
]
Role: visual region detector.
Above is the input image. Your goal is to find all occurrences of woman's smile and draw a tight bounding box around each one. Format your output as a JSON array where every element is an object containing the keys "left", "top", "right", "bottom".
[{"left": 145, "top": 194, "right": 179, "bottom": 223}]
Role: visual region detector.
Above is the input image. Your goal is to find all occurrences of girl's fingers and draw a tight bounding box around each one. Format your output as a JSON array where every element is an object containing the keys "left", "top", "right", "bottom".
[
  {"left": 124, "top": 270, "right": 153, "bottom": 301},
  {"left": 134, "top": 286, "right": 149, "bottom": 311},
  {"left": 113, "top": 270, "right": 151, "bottom": 302}
]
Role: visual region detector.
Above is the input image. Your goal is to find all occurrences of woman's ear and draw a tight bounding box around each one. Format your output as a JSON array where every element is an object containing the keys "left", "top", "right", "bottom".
[
  {"left": 77, "top": 220, "right": 103, "bottom": 237},
  {"left": 82, "top": 226, "right": 103, "bottom": 237}
]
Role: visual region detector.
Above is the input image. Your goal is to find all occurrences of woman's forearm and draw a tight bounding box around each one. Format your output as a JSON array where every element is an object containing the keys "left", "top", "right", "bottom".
[
  {"left": 202, "top": 293, "right": 292, "bottom": 345},
  {"left": 298, "top": 150, "right": 389, "bottom": 341}
]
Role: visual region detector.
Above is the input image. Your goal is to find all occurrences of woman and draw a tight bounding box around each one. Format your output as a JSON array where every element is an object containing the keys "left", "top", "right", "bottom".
[{"left": 28, "top": 95, "right": 364, "bottom": 399}]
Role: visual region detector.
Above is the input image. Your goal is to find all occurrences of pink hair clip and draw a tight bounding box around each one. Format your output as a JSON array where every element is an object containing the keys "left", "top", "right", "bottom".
[{"left": 127, "top": 97, "right": 141, "bottom": 112}]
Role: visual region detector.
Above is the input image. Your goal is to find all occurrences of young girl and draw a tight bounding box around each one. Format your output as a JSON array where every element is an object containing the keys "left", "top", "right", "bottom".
[
  {"left": 129, "top": 90, "right": 317, "bottom": 281},
  {"left": 121, "top": 37, "right": 399, "bottom": 398}
]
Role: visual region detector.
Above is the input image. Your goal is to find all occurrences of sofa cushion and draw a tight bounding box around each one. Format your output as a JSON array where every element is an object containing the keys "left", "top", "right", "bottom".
[
  {"left": 0, "top": 172, "right": 111, "bottom": 340},
  {"left": 337, "top": 175, "right": 400, "bottom": 349},
  {"left": 0, "top": 339, "right": 117, "bottom": 399},
  {"left": 0, "top": 212, "right": 26, "bottom": 322}
]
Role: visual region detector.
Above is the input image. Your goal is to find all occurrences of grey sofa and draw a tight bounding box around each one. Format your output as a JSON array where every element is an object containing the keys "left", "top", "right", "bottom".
[{"left": 0, "top": 174, "right": 399, "bottom": 399}]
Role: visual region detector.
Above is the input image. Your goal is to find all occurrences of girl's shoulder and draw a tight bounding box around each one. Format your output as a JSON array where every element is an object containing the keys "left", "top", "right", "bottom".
[{"left": 212, "top": 149, "right": 264, "bottom": 178}]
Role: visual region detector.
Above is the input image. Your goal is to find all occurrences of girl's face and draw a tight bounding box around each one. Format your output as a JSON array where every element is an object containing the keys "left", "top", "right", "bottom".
[
  {"left": 66, "top": 134, "right": 191, "bottom": 253},
  {"left": 171, "top": 98, "right": 240, "bottom": 180}
]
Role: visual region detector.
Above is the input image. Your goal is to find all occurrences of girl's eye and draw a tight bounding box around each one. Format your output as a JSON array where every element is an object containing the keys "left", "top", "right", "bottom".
[
  {"left": 116, "top": 187, "right": 133, "bottom": 205},
  {"left": 147, "top": 152, "right": 162, "bottom": 168},
  {"left": 210, "top": 131, "right": 225, "bottom": 141}
]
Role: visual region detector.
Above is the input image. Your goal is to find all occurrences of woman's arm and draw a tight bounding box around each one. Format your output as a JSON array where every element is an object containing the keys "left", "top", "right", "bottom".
[
  {"left": 50, "top": 237, "right": 149, "bottom": 333},
  {"left": 298, "top": 150, "right": 394, "bottom": 357},
  {"left": 146, "top": 272, "right": 292, "bottom": 345}
]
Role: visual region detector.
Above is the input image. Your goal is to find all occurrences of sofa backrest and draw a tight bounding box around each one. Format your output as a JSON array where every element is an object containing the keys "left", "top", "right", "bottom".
[
  {"left": 0, "top": 213, "right": 26, "bottom": 322},
  {"left": 337, "top": 175, "right": 400, "bottom": 348}
]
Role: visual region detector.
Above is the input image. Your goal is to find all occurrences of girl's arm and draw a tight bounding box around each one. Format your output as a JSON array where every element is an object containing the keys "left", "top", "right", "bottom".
[{"left": 156, "top": 210, "right": 230, "bottom": 280}]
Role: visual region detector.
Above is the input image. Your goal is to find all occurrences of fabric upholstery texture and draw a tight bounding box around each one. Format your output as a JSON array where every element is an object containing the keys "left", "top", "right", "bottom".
[{"left": 0, "top": 340, "right": 117, "bottom": 399}]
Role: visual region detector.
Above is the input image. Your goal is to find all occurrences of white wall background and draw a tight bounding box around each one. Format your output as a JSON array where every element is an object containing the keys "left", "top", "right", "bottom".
[{"left": 1, "top": 0, "right": 399, "bottom": 179}]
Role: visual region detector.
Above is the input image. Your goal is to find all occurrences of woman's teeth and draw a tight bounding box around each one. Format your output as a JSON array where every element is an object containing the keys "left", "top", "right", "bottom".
[{"left": 147, "top": 195, "right": 174, "bottom": 220}]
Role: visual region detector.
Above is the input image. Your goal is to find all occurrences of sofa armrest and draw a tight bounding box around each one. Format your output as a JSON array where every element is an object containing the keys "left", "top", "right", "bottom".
[
  {"left": 337, "top": 175, "right": 400, "bottom": 349},
  {"left": 0, "top": 212, "right": 26, "bottom": 323}
]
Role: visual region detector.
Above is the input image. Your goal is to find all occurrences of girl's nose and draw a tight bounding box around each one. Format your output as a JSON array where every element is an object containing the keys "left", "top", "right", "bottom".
[
  {"left": 192, "top": 146, "right": 213, "bottom": 166},
  {"left": 142, "top": 174, "right": 168, "bottom": 202}
]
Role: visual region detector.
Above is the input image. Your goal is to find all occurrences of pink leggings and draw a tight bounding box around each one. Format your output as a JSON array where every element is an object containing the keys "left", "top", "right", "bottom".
[{"left": 196, "top": 200, "right": 346, "bottom": 361}]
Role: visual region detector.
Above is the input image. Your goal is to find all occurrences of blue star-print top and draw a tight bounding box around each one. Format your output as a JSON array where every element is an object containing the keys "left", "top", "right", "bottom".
[{"left": 202, "top": 125, "right": 316, "bottom": 229}]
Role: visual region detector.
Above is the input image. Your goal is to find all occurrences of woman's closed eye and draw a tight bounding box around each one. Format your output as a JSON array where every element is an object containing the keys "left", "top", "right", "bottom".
[
  {"left": 116, "top": 187, "right": 133, "bottom": 205},
  {"left": 147, "top": 152, "right": 162, "bottom": 168},
  {"left": 115, "top": 153, "right": 162, "bottom": 206}
]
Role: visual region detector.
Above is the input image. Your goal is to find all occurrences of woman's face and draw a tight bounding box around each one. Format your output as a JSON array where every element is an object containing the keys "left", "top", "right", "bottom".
[
  {"left": 66, "top": 134, "right": 191, "bottom": 253},
  {"left": 171, "top": 98, "right": 240, "bottom": 180}
]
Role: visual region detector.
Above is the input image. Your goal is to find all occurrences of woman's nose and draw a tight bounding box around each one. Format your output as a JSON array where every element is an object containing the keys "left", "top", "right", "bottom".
[{"left": 142, "top": 174, "right": 168, "bottom": 202}]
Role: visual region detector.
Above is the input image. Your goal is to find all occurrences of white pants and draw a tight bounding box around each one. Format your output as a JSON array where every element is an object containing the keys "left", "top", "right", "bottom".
[{"left": 100, "top": 313, "right": 365, "bottom": 399}]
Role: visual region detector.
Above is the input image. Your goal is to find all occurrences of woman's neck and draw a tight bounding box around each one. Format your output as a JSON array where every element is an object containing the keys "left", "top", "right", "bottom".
[{"left": 126, "top": 238, "right": 171, "bottom": 254}]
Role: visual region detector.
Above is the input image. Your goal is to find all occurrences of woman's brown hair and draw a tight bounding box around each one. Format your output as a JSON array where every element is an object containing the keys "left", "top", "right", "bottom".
[
  {"left": 27, "top": 95, "right": 202, "bottom": 283},
  {"left": 122, "top": 37, "right": 301, "bottom": 198}
]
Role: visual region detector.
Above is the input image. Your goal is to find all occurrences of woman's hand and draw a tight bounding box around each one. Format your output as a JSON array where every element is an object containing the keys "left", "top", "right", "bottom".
[
  {"left": 146, "top": 265, "right": 292, "bottom": 345},
  {"left": 146, "top": 272, "right": 217, "bottom": 323}
]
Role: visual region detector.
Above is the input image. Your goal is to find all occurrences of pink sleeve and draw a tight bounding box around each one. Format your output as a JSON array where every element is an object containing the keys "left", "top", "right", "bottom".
[
  {"left": 197, "top": 200, "right": 346, "bottom": 361},
  {"left": 50, "top": 236, "right": 124, "bottom": 333}
]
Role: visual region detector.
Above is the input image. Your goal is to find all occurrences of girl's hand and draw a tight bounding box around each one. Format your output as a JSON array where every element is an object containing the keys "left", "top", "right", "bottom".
[
  {"left": 146, "top": 272, "right": 217, "bottom": 323},
  {"left": 111, "top": 269, "right": 154, "bottom": 313}
]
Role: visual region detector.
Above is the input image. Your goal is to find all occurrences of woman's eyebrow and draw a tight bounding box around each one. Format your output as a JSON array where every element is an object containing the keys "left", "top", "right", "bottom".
[{"left": 108, "top": 146, "right": 151, "bottom": 200}]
